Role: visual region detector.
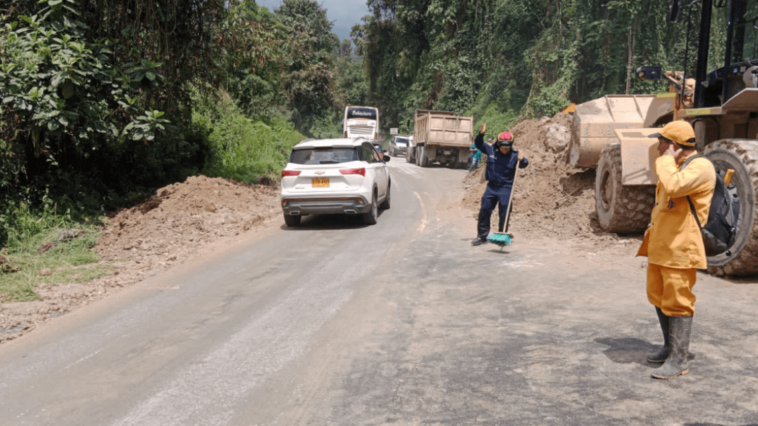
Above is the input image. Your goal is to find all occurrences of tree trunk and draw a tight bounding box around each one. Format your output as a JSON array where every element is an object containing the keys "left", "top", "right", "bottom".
[{"left": 625, "top": 25, "right": 635, "bottom": 95}]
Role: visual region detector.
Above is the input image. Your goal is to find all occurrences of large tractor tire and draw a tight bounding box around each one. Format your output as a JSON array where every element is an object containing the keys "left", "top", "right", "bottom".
[
  {"left": 703, "top": 140, "right": 758, "bottom": 277},
  {"left": 595, "top": 144, "right": 656, "bottom": 233}
]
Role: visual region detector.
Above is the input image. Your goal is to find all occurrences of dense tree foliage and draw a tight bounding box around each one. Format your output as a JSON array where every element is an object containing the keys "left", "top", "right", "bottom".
[
  {"left": 4, "top": 0, "right": 709, "bottom": 246},
  {"left": 0, "top": 0, "right": 366, "bottom": 245},
  {"left": 276, "top": 0, "right": 340, "bottom": 132},
  {"left": 353, "top": 0, "right": 691, "bottom": 131},
  {"left": 1, "top": 0, "right": 210, "bottom": 242}
]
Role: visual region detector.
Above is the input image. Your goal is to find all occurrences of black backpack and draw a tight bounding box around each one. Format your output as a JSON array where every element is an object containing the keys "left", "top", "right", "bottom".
[{"left": 681, "top": 155, "right": 740, "bottom": 256}]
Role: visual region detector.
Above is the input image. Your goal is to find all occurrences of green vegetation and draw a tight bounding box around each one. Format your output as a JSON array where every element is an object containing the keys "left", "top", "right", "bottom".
[
  {"left": 353, "top": 0, "right": 689, "bottom": 137},
  {"left": 192, "top": 86, "right": 304, "bottom": 183},
  {"left": 0, "top": 0, "right": 357, "bottom": 231},
  {"left": 0, "top": 0, "right": 705, "bottom": 302},
  {"left": 1, "top": 0, "right": 223, "bottom": 247},
  {"left": 1, "top": 204, "right": 108, "bottom": 302},
  {"left": 0, "top": 0, "right": 364, "bottom": 301}
]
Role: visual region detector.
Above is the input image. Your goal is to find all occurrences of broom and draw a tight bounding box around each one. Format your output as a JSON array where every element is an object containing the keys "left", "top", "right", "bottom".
[{"left": 488, "top": 163, "right": 520, "bottom": 248}]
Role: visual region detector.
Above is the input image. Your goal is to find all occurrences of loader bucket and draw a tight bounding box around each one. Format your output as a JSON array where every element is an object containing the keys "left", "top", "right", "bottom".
[{"left": 569, "top": 95, "right": 655, "bottom": 168}]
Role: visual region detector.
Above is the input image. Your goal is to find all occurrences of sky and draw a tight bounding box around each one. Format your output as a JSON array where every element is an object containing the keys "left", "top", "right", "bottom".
[{"left": 257, "top": 0, "right": 370, "bottom": 41}]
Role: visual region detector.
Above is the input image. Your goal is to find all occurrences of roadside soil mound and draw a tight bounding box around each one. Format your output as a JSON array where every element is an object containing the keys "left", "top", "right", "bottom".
[
  {"left": 463, "top": 113, "right": 628, "bottom": 242},
  {"left": 0, "top": 176, "right": 280, "bottom": 343},
  {"left": 96, "top": 175, "right": 278, "bottom": 263}
]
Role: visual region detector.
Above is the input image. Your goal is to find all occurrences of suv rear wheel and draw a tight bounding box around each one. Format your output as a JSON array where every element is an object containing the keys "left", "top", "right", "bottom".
[
  {"left": 363, "top": 192, "right": 378, "bottom": 225},
  {"left": 380, "top": 182, "right": 391, "bottom": 209}
]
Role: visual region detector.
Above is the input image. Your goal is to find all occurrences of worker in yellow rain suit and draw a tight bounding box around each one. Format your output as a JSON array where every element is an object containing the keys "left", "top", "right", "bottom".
[{"left": 637, "top": 120, "right": 715, "bottom": 380}]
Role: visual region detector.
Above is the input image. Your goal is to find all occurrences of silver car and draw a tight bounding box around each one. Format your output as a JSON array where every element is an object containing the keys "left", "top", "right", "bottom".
[{"left": 389, "top": 136, "right": 410, "bottom": 157}]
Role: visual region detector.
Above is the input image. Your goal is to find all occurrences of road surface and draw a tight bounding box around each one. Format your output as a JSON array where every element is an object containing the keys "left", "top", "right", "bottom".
[{"left": 1, "top": 158, "right": 757, "bottom": 425}]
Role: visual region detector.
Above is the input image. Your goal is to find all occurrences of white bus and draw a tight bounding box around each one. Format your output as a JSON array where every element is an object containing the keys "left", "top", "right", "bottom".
[{"left": 343, "top": 106, "right": 379, "bottom": 141}]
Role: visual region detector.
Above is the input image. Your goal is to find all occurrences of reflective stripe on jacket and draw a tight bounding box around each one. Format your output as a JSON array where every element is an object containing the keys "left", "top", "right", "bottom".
[{"left": 637, "top": 152, "right": 716, "bottom": 269}]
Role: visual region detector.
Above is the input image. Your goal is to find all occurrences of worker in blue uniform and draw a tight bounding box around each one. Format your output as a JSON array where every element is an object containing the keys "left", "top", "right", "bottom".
[{"left": 471, "top": 122, "right": 529, "bottom": 246}]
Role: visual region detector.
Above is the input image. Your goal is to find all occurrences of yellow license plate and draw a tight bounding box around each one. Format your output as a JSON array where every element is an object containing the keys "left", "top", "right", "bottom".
[{"left": 312, "top": 178, "right": 330, "bottom": 188}]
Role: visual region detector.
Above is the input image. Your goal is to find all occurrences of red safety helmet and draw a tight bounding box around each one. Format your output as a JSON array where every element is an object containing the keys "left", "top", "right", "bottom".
[
  {"left": 498, "top": 131, "right": 513, "bottom": 142},
  {"left": 497, "top": 131, "right": 514, "bottom": 148}
]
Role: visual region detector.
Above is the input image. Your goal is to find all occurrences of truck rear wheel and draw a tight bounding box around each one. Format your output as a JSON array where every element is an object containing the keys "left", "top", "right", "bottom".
[
  {"left": 419, "top": 146, "right": 429, "bottom": 167},
  {"left": 703, "top": 140, "right": 758, "bottom": 277},
  {"left": 595, "top": 144, "right": 655, "bottom": 233},
  {"left": 406, "top": 147, "right": 414, "bottom": 163}
]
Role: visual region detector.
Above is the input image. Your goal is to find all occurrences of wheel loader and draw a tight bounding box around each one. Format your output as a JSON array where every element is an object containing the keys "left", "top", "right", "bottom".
[{"left": 568, "top": 0, "right": 758, "bottom": 276}]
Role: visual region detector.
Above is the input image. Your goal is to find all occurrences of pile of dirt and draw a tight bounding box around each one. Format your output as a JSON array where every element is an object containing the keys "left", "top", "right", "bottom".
[
  {"left": 463, "top": 113, "right": 618, "bottom": 241},
  {"left": 96, "top": 175, "right": 278, "bottom": 264},
  {"left": 0, "top": 175, "right": 280, "bottom": 343}
]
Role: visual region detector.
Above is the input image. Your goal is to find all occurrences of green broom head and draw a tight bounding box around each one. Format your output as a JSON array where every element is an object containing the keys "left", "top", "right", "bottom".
[{"left": 487, "top": 233, "right": 513, "bottom": 246}]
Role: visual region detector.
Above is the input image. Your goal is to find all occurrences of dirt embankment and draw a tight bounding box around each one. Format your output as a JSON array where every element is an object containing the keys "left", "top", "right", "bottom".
[
  {"left": 96, "top": 176, "right": 278, "bottom": 263},
  {"left": 462, "top": 113, "right": 636, "bottom": 244},
  {"left": 0, "top": 176, "right": 281, "bottom": 343}
]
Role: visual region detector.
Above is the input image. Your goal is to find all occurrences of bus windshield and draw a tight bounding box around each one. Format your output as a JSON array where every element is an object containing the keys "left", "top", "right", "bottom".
[{"left": 346, "top": 107, "right": 377, "bottom": 120}]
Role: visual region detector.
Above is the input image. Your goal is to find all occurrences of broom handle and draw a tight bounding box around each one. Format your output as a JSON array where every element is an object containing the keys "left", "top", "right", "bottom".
[{"left": 502, "top": 156, "right": 520, "bottom": 233}]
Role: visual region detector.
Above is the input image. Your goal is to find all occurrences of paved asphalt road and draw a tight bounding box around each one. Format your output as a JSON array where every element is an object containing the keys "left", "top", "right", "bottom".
[{"left": 1, "top": 158, "right": 757, "bottom": 425}]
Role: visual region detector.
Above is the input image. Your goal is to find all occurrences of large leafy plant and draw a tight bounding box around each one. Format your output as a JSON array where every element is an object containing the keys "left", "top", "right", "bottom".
[{"left": 0, "top": 0, "right": 168, "bottom": 243}]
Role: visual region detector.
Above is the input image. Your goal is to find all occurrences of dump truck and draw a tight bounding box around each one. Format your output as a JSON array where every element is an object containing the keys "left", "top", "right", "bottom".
[
  {"left": 407, "top": 110, "right": 473, "bottom": 168},
  {"left": 568, "top": 0, "right": 758, "bottom": 276}
]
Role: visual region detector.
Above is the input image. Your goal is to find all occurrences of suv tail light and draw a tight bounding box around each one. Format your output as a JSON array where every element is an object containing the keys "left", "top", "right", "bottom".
[
  {"left": 340, "top": 168, "right": 366, "bottom": 177},
  {"left": 281, "top": 170, "right": 301, "bottom": 177}
]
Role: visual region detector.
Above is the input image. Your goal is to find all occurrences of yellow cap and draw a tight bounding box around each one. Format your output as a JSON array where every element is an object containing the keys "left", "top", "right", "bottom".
[{"left": 649, "top": 121, "right": 696, "bottom": 147}]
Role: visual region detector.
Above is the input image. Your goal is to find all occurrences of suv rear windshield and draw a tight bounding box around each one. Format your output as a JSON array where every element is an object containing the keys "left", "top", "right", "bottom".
[{"left": 289, "top": 148, "right": 359, "bottom": 165}]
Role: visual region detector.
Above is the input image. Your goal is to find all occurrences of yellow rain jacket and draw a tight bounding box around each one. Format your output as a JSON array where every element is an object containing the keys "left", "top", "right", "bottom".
[{"left": 637, "top": 152, "right": 716, "bottom": 269}]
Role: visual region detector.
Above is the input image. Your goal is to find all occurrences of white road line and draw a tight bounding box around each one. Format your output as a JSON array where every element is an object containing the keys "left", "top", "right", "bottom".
[{"left": 64, "top": 349, "right": 103, "bottom": 371}]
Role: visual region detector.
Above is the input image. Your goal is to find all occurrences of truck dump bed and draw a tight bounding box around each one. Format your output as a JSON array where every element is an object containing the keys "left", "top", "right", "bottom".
[{"left": 414, "top": 110, "right": 473, "bottom": 147}]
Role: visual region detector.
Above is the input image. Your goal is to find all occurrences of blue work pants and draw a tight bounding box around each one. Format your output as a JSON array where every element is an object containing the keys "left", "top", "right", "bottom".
[{"left": 477, "top": 184, "right": 512, "bottom": 238}]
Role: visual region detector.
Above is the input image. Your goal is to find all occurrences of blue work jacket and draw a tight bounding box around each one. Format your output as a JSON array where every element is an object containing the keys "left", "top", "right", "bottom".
[{"left": 474, "top": 132, "right": 529, "bottom": 187}]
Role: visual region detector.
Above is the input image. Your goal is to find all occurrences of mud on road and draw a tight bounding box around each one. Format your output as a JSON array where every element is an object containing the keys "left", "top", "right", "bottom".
[
  {"left": 1, "top": 115, "right": 758, "bottom": 425},
  {"left": 0, "top": 113, "right": 685, "bottom": 343},
  {"left": 464, "top": 113, "right": 619, "bottom": 245},
  {"left": 0, "top": 176, "right": 281, "bottom": 343}
]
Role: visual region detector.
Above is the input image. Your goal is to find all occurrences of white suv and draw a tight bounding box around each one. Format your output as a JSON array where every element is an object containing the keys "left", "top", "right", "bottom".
[{"left": 280, "top": 138, "right": 391, "bottom": 226}]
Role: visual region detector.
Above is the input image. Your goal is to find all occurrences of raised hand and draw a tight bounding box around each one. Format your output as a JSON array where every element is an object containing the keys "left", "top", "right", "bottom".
[{"left": 664, "top": 143, "right": 682, "bottom": 159}]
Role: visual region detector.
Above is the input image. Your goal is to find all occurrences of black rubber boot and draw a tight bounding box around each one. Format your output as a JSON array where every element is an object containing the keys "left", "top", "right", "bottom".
[
  {"left": 471, "top": 236, "right": 488, "bottom": 246},
  {"left": 651, "top": 315, "right": 692, "bottom": 380},
  {"left": 647, "top": 307, "right": 670, "bottom": 363}
]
